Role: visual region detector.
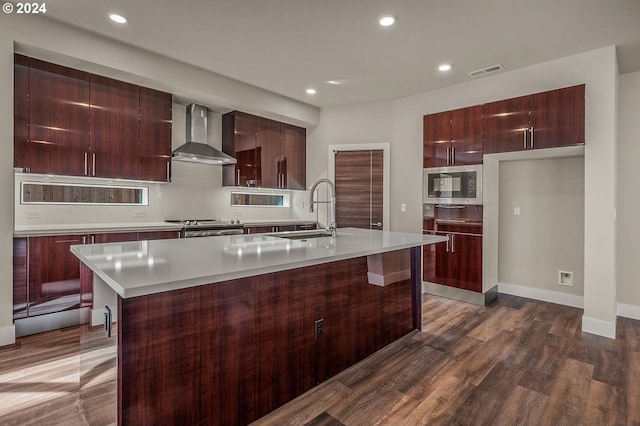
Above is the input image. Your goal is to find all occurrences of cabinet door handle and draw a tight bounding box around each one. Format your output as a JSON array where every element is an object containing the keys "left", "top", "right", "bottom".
[
  {"left": 54, "top": 239, "right": 84, "bottom": 244},
  {"left": 237, "top": 169, "right": 240, "bottom": 186},
  {"left": 445, "top": 147, "right": 450, "bottom": 165},
  {"left": 446, "top": 235, "right": 449, "bottom": 252},
  {"left": 451, "top": 234, "right": 455, "bottom": 253},
  {"left": 166, "top": 161, "right": 170, "bottom": 181},
  {"left": 530, "top": 127, "right": 534, "bottom": 149},
  {"left": 451, "top": 146, "right": 455, "bottom": 165},
  {"left": 523, "top": 129, "right": 528, "bottom": 150},
  {"left": 370, "top": 222, "right": 382, "bottom": 228},
  {"left": 92, "top": 153, "right": 96, "bottom": 176},
  {"left": 84, "top": 152, "right": 88, "bottom": 176}
]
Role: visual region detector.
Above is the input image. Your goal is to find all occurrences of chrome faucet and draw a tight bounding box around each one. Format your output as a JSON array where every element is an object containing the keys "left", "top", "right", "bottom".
[{"left": 309, "top": 178, "right": 337, "bottom": 237}]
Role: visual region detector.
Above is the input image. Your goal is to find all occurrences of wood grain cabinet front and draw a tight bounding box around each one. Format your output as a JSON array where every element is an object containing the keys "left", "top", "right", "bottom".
[
  {"left": 14, "top": 54, "right": 173, "bottom": 182},
  {"left": 484, "top": 84, "right": 585, "bottom": 154},
  {"left": 223, "top": 111, "right": 306, "bottom": 189},
  {"left": 13, "top": 230, "right": 181, "bottom": 320},
  {"left": 423, "top": 105, "right": 483, "bottom": 168}
]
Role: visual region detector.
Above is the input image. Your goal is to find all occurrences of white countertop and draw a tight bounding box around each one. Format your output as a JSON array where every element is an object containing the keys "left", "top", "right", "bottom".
[
  {"left": 14, "top": 222, "right": 182, "bottom": 237},
  {"left": 71, "top": 227, "right": 447, "bottom": 298}
]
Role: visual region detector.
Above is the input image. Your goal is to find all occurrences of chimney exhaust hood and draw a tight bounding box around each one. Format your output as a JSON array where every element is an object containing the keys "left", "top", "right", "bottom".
[{"left": 172, "top": 104, "right": 237, "bottom": 165}]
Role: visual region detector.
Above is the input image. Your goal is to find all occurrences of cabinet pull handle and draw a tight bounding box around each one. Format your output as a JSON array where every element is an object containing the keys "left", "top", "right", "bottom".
[
  {"left": 55, "top": 239, "right": 83, "bottom": 244},
  {"left": 451, "top": 234, "right": 455, "bottom": 253},
  {"left": 84, "top": 152, "right": 88, "bottom": 176},
  {"left": 166, "top": 161, "right": 170, "bottom": 181},
  {"left": 523, "top": 129, "right": 528, "bottom": 150},
  {"left": 530, "top": 127, "right": 534, "bottom": 149},
  {"left": 451, "top": 146, "right": 455, "bottom": 165},
  {"left": 237, "top": 169, "right": 240, "bottom": 186},
  {"left": 92, "top": 153, "right": 96, "bottom": 176},
  {"left": 370, "top": 222, "right": 382, "bottom": 227},
  {"left": 446, "top": 235, "right": 449, "bottom": 252},
  {"left": 446, "top": 147, "right": 450, "bottom": 165},
  {"left": 435, "top": 204, "right": 466, "bottom": 209}
]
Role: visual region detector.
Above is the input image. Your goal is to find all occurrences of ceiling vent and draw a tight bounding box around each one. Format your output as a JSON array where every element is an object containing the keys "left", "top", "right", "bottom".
[{"left": 467, "top": 64, "right": 504, "bottom": 78}]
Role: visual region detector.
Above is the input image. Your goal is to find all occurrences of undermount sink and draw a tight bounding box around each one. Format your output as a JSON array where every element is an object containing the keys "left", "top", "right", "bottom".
[{"left": 268, "top": 229, "right": 334, "bottom": 240}]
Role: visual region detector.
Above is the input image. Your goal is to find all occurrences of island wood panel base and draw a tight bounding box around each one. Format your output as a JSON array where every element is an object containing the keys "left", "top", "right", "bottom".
[{"left": 115, "top": 248, "right": 421, "bottom": 425}]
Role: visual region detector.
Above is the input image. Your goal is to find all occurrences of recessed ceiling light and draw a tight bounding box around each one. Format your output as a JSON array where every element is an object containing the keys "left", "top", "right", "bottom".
[
  {"left": 109, "top": 14, "right": 127, "bottom": 24},
  {"left": 438, "top": 64, "right": 452, "bottom": 72},
  {"left": 306, "top": 88, "right": 317, "bottom": 95},
  {"left": 379, "top": 15, "right": 395, "bottom": 27},
  {"left": 326, "top": 80, "right": 342, "bottom": 85}
]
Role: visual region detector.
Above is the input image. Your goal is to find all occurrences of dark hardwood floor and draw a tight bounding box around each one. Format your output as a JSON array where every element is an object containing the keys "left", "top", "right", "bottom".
[{"left": 1, "top": 294, "right": 638, "bottom": 425}]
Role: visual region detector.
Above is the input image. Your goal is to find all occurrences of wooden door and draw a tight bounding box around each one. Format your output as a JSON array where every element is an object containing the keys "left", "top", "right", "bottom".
[
  {"left": 483, "top": 95, "right": 531, "bottom": 154},
  {"left": 451, "top": 105, "right": 483, "bottom": 165},
  {"left": 530, "top": 84, "right": 585, "bottom": 149},
  {"left": 27, "top": 57, "right": 90, "bottom": 176},
  {"left": 139, "top": 87, "right": 172, "bottom": 182},
  {"left": 281, "top": 123, "right": 306, "bottom": 190},
  {"left": 90, "top": 75, "right": 140, "bottom": 179},
  {"left": 335, "top": 150, "right": 384, "bottom": 230},
  {"left": 423, "top": 111, "right": 450, "bottom": 168},
  {"left": 28, "top": 235, "right": 85, "bottom": 317},
  {"left": 256, "top": 116, "right": 281, "bottom": 188}
]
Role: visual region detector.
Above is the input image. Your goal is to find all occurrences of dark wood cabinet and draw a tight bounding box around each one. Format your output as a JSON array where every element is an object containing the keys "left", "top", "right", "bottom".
[
  {"left": 223, "top": 111, "right": 306, "bottom": 189},
  {"left": 139, "top": 88, "right": 172, "bottom": 182},
  {"left": 89, "top": 75, "right": 140, "bottom": 180},
  {"left": 280, "top": 123, "right": 307, "bottom": 190},
  {"left": 27, "top": 235, "right": 85, "bottom": 317},
  {"left": 423, "top": 205, "right": 483, "bottom": 293},
  {"left": 13, "top": 238, "right": 28, "bottom": 319},
  {"left": 14, "top": 55, "right": 173, "bottom": 182},
  {"left": 484, "top": 84, "right": 585, "bottom": 154},
  {"left": 223, "top": 111, "right": 258, "bottom": 186},
  {"left": 423, "top": 105, "right": 483, "bottom": 168},
  {"left": 14, "top": 55, "right": 91, "bottom": 176},
  {"left": 13, "top": 230, "right": 180, "bottom": 320}
]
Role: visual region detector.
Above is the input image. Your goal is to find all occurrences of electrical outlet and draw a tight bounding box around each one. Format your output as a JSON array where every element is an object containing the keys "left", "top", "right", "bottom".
[
  {"left": 513, "top": 206, "right": 521, "bottom": 216},
  {"left": 315, "top": 318, "right": 323, "bottom": 339},
  {"left": 400, "top": 203, "right": 407, "bottom": 213},
  {"left": 133, "top": 210, "right": 145, "bottom": 218}
]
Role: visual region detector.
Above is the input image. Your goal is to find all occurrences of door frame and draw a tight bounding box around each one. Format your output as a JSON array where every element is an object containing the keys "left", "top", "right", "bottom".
[{"left": 328, "top": 143, "right": 390, "bottom": 231}]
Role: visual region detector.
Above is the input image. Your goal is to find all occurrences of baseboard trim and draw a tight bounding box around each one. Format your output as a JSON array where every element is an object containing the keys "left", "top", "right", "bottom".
[
  {"left": 617, "top": 303, "right": 640, "bottom": 321},
  {"left": 423, "top": 281, "right": 498, "bottom": 306},
  {"left": 582, "top": 315, "right": 616, "bottom": 339},
  {"left": 0, "top": 324, "right": 16, "bottom": 347},
  {"left": 498, "top": 282, "right": 584, "bottom": 309}
]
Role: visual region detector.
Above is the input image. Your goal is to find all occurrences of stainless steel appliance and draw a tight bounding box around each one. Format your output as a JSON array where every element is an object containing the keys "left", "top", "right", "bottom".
[
  {"left": 423, "top": 164, "right": 483, "bottom": 205},
  {"left": 166, "top": 219, "right": 244, "bottom": 238}
]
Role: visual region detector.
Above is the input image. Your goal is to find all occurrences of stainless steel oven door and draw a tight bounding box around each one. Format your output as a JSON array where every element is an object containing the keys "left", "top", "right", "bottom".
[{"left": 423, "top": 164, "right": 483, "bottom": 205}]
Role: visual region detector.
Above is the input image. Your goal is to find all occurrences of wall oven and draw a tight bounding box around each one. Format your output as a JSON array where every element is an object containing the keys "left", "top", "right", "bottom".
[{"left": 423, "top": 164, "right": 483, "bottom": 205}]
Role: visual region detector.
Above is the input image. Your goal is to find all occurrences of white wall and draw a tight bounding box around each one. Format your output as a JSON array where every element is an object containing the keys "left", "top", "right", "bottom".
[
  {"left": 498, "top": 157, "right": 585, "bottom": 300},
  {"left": 617, "top": 70, "right": 640, "bottom": 313},
  {"left": 311, "top": 47, "right": 619, "bottom": 338}
]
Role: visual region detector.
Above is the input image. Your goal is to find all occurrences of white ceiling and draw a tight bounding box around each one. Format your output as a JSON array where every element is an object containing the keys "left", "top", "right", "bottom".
[{"left": 41, "top": 0, "right": 640, "bottom": 108}]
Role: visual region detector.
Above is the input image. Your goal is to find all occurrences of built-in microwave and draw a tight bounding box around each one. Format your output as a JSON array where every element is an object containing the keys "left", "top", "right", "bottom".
[{"left": 423, "top": 164, "right": 483, "bottom": 205}]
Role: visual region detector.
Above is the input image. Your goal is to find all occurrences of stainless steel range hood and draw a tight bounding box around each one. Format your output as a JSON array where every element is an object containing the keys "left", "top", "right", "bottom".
[{"left": 172, "top": 104, "right": 237, "bottom": 165}]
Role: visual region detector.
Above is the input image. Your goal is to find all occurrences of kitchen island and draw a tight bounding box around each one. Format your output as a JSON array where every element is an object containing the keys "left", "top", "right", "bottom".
[{"left": 72, "top": 228, "right": 446, "bottom": 425}]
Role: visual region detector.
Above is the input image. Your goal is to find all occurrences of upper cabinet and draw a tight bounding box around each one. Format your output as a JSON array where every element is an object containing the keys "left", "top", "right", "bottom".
[
  {"left": 14, "top": 54, "right": 173, "bottom": 182},
  {"left": 222, "top": 111, "right": 306, "bottom": 189},
  {"left": 423, "top": 105, "right": 483, "bottom": 167},
  {"left": 16, "top": 56, "right": 90, "bottom": 176},
  {"left": 483, "top": 84, "right": 585, "bottom": 154}
]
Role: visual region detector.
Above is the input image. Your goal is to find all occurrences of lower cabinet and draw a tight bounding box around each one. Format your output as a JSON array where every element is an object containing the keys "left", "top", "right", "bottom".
[
  {"left": 423, "top": 205, "right": 483, "bottom": 293},
  {"left": 13, "top": 230, "right": 180, "bottom": 321}
]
